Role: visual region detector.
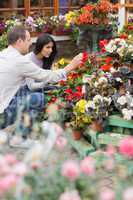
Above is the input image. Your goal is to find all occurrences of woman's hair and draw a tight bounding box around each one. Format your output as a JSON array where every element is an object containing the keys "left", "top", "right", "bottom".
[{"left": 34, "top": 33, "right": 57, "bottom": 69}]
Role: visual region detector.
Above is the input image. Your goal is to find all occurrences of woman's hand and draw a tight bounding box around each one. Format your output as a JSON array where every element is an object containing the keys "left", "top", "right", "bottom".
[{"left": 64, "top": 53, "right": 83, "bottom": 73}]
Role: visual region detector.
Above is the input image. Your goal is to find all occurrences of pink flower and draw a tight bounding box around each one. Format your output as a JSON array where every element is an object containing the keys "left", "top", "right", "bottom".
[
  {"left": 104, "top": 158, "right": 115, "bottom": 171},
  {"left": 52, "top": 123, "right": 63, "bottom": 137},
  {"left": 13, "top": 163, "right": 27, "bottom": 176},
  {"left": 123, "top": 187, "right": 133, "bottom": 200},
  {"left": 61, "top": 160, "right": 80, "bottom": 181},
  {"left": 59, "top": 190, "right": 81, "bottom": 200},
  {"left": 4, "top": 154, "right": 17, "bottom": 165},
  {"left": 106, "top": 145, "right": 116, "bottom": 156},
  {"left": 99, "top": 188, "right": 115, "bottom": 200},
  {"left": 56, "top": 136, "right": 67, "bottom": 150},
  {"left": 80, "top": 156, "right": 95, "bottom": 176},
  {"left": 31, "top": 162, "right": 42, "bottom": 170},
  {"left": 119, "top": 137, "right": 133, "bottom": 158},
  {"left": 0, "top": 174, "right": 18, "bottom": 191}
]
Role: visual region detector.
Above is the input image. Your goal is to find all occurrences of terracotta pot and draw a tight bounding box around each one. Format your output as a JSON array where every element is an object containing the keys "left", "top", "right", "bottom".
[
  {"left": 72, "top": 130, "right": 82, "bottom": 140},
  {"left": 90, "top": 120, "right": 103, "bottom": 132}
]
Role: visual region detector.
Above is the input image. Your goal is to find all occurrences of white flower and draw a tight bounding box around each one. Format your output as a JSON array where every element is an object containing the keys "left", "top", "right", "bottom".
[
  {"left": 94, "top": 81, "right": 99, "bottom": 87},
  {"left": 122, "top": 108, "right": 133, "bottom": 120},
  {"left": 130, "top": 100, "right": 133, "bottom": 107},
  {"left": 128, "top": 44, "right": 133, "bottom": 52},
  {"left": 116, "top": 77, "right": 122, "bottom": 82},
  {"left": 98, "top": 77, "right": 108, "bottom": 84},
  {"left": 86, "top": 101, "right": 95, "bottom": 110},
  {"left": 93, "top": 95, "right": 103, "bottom": 102},
  {"left": 110, "top": 67, "right": 116, "bottom": 73},
  {"left": 117, "top": 96, "right": 127, "bottom": 105},
  {"left": 103, "top": 97, "right": 112, "bottom": 105},
  {"left": 0, "top": 131, "right": 8, "bottom": 144},
  {"left": 123, "top": 187, "right": 133, "bottom": 200}
]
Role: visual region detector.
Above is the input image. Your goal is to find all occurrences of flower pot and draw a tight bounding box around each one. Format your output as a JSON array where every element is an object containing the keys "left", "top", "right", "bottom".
[
  {"left": 90, "top": 120, "right": 103, "bottom": 132},
  {"left": 77, "top": 24, "right": 112, "bottom": 52},
  {"left": 72, "top": 130, "right": 82, "bottom": 140}
]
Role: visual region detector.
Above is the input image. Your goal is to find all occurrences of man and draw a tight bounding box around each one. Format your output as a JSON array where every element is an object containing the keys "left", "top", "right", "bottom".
[{"left": 0, "top": 26, "right": 82, "bottom": 146}]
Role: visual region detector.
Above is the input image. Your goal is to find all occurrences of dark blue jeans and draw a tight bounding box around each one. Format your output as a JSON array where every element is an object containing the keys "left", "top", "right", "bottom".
[{"left": 0, "top": 86, "right": 45, "bottom": 137}]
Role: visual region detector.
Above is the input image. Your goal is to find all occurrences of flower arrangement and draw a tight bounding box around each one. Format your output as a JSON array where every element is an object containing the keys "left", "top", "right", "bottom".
[
  {"left": 65, "top": 0, "right": 113, "bottom": 26},
  {"left": 49, "top": 15, "right": 71, "bottom": 35},
  {"left": 73, "top": 70, "right": 115, "bottom": 131},
  {"left": 25, "top": 16, "right": 47, "bottom": 33},
  {"left": 5, "top": 18, "right": 22, "bottom": 31}
]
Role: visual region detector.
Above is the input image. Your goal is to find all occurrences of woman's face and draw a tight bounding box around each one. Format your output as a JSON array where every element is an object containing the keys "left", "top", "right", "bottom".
[{"left": 41, "top": 42, "right": 54, "bottom": 58}]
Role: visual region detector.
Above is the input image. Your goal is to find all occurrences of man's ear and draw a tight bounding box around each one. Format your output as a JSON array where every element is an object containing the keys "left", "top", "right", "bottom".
[{"left": 17, "top": 38, "right": 23, "bottom": 45}]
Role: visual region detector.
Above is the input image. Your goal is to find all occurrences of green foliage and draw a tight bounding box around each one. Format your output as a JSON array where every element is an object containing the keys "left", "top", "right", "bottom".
[
  {"left": 70, "top": 26, "right": 79, "bottom": 42},
  {"left": 0, "top": 33, "right": 7, "bottom": 51}
]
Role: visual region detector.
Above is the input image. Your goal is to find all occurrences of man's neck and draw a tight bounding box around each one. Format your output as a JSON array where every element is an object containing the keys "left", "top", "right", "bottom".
[{"left": 10, "top": 44, "right": 22, "bottom": 55}]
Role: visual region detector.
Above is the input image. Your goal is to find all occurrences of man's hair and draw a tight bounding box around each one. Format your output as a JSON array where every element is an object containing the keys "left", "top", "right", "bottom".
[{"left": 7, "top": 26, "right": 27, "bottom": 45}]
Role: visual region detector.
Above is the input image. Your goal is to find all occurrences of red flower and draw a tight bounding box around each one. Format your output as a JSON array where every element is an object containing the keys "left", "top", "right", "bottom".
[
  {"left": 80, "top": 51, "right": 89, "bottom": 67},
  {"left": 73, "top": 91, "right": 83, "bottom": 100},
  {"left": 99, "top": 39, "right": 108, "bottom": 52},
  {"left": 105, "top": 57, "right": 112, "bottom": 64},
  {"left": 100, "top": 64, "right": 112, "bottom": 71},
  {"left": 59, "top": 80, "right": 66, "bottom": 86},
  {"left": 64, "top": 88, "right": 73, "bottom": 95},
  {"left": 48, "top": 96, "right": 57, "bottom": 105},
  {"left": 119, "top": 33, "right": 128, "bottom": 39},
  {"left": 127, "top": 25, "right": 133, "bottom": 30},
  {"left": 65, "top": 95, "right": 73, "bottom": 101},
  {"left": 76, "top": 86, "right": 82, "bottom": 92}
]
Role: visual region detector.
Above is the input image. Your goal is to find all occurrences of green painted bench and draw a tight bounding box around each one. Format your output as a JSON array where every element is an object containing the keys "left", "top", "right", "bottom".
[
  {"left": 68, "top": 132, "right": 95, "bottom": 158},
  {"left": 106, "top": 115, "right": 133, "bottom": 134}
]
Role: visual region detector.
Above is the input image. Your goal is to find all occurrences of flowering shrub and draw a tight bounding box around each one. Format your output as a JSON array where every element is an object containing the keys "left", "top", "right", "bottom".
[
  {"left": 0, "top": 131, "right": 133, "bottom": 200},
  {"left": 102, "top": 37, "right": 133, "bottom": 63}
]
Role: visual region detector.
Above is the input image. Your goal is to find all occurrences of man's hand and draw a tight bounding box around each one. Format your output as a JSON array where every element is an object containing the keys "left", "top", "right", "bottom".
[{"left": 64, "top": 53, "right": 83, "bottom": 73}]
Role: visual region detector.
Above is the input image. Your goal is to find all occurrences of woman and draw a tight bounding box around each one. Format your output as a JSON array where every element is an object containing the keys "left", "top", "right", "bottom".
[{"left": 25, "top": 33, "right": 58, "bottom": 91}]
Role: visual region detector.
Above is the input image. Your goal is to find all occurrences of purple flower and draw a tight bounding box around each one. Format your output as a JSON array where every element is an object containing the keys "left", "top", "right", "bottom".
[{"left": 0, "top": 22, "right": 5, "bottom": 32}]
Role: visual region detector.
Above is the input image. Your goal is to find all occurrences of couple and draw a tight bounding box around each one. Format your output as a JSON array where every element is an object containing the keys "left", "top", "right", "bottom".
[{"left": 0, "top": 25, "right": 82, "bottom": 147}]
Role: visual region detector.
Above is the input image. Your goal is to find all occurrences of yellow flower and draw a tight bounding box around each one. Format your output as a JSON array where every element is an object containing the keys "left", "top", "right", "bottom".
[
  {"left": 58, "top": 58, "right": 65, "bottom": 65},
  {"left": 65, "top": 11, "right": 76, "bottom": 26},
  {"left": 81, "top": 115, "right": 92, "bottom": 123},
  {"left": 75, "top": 99, "right": 87, "bottom": 114}
]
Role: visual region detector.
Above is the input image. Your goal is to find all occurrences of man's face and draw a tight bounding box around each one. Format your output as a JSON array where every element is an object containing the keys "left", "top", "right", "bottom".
[{"left": 20, "top": 31, "right": 32, "bottom": 54}]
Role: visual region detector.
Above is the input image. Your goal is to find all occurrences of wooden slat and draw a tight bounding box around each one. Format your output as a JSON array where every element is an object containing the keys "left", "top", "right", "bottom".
[
  {"left": 30, "top": 7, "right": 54, "bottom": 10},
  {"left": 0, "top": 8, "right": 25, "bottom": 11},
  {"left": 24, "top": 0, "right": 30, "bottom": 17},
  {"left": 54, "top": 0, "right": 59, "bottom": 15}
]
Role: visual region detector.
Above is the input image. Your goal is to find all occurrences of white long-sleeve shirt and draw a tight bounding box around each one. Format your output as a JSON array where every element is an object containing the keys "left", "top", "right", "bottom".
[
  {"left": 0, "top": 46, "right": 66, "bottom": 113},
  {"left": 25, "top": 52, "right": 50, "bottom": 91}
]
